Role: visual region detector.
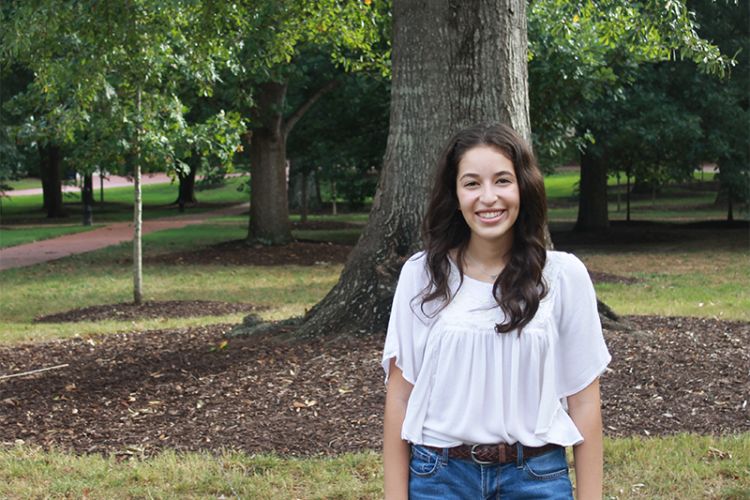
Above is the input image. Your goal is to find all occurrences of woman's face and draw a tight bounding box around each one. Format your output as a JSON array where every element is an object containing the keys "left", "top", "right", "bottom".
[{"left": 455, "top": 145, "right": 520, "bottom": 246}]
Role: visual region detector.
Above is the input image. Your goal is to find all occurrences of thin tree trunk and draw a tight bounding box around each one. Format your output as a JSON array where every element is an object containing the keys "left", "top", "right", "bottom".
[
  {"left": 626, "top": 166, "right": 631, "bottom": 222},
  {"left": 301, "top": 169, "right": 309, "bottom": 223},
  {"left": 133, "top": 86, "right": 143, "bottom": 305},
  {"left": 727, "top": 191, "right": 734, "bottom": 222},
  {"left": 575, "top": 146, "right": 609, "bottom": 231},
  {"left": 299, "top": 0, "right": 531, "bottom": 336},
  {"left": 331, "top": 180, "right": 337, "bottom": 216},
  {"left": 99, "top": 167, "right": 105, "bottom": 203},
  {"left": 82, "top": 172, "right": 94, "bottom": 226}
]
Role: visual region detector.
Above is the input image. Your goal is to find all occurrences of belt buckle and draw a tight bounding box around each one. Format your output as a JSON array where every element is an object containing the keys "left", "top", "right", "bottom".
[{"left": 470, "top": 444, "right": 495, "bottom": 465}]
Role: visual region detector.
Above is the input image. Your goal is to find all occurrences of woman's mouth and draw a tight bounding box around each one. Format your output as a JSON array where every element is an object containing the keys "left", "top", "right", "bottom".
[{"left": 476, "top": 210, "right": 505, "bottom": 222}]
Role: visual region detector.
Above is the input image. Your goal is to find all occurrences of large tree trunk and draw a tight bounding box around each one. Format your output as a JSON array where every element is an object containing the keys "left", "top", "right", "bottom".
[
  {"left": 39, "top": 144, "right": 66, "bottom": 218},
  {"left": 247, "top": 78, "right": 340, "bottom": 244},
  {"left": 248, "top": 82, "right": 292, "bottom": 245},
  {"left": 299, "top": 0, "right": 530, "bottom": 336},
  {"left": 575, "top": 146, "right": 609, "bottom": 231}
]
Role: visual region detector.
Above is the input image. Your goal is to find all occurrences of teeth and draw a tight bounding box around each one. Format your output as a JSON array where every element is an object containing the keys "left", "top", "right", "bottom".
[{"left": 478, "top": 211, "right": 503, "bottom": 218}]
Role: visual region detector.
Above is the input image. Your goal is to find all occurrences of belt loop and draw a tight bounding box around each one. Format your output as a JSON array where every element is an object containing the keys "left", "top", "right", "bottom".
[
  {"left": 515, "top": 443, "right": 524, "bottom": 468},
  {"left": 442, "top": 446, "right": 450, "bottom": 464}
]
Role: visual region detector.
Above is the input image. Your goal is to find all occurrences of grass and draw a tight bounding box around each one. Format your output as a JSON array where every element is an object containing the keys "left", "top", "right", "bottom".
[
  {"left": 0, "top": 224, "right": 96, "bottom": 249},
  {"left": 575, "top": 232, "right": 749, "bottom": 320},
  {"left": 2, "top": 177, "right": 45, "bottom": 191},
  {"left": 0, "top": 170, "right": 747, "bottom": 497},
  {"left": 0, "top": 176, "right": 249, "bottom": 225},
  {"left": 0, "top": 434, "right": 746, "bottom": 499}
]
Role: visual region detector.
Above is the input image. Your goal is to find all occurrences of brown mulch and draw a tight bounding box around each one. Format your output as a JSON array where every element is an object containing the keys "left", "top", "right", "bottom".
[
  {"left": 149, "top": 240, "right": 354, "bottom": 266},
  {"left": 0, "top": 315, "right": 747, "bottom": 457},
  {"left": 588, "top": 271, "right": 640, "bottom": 285},
  {"left": 34, "top": 301, "right": 264, "bottom": 324}
]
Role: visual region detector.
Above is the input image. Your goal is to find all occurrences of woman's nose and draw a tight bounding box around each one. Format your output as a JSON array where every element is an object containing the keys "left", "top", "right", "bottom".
[{"left": 479, "top": 183, "right": 496, "bottom": 204}]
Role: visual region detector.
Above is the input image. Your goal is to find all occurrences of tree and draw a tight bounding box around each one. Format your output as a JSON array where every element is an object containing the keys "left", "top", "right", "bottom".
[
  {"left": 287, "top": 70, "right": 390, "bottom": 215},
  {"left": 298, "top": 0, "right": 531, "bottom": 336},
  {"left": 525, "top": 0, "right": 730, "bottom": 231},
  {"left": 220, "top": 2, "right": 386, "bottom": 245},
  {"left": 3, "top": 0, "right": 242, "bottom": 303}
]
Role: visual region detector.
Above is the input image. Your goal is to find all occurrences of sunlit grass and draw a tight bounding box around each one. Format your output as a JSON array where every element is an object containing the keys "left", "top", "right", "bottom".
[
  {"left": 0, "top": 262, "right": 341, "bottom": 345},
  {"left": 0, "top": 224, "right": 97, "bottom": 249},
  {"left": 0, "top": 434, "right": 746, "bottom": 499},
  {"left": 0, "top": 177, "right": 249, "bottom": 225},
  {"left": 577, "top": 244, "right": 749, "bottom": 321}
]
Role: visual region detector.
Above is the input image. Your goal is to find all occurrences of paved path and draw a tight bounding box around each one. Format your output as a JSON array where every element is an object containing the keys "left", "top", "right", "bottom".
[
  {"left": 0, "top": 203, "right": 248, "bottom": 271},
  {"left": 7, "top": 173, "right": 174, "bottom": 197}
]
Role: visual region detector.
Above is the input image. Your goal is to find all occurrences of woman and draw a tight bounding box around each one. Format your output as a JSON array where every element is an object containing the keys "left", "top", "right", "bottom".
[{"left": 382, "top": 123, "right": 611, "bottom": 499}]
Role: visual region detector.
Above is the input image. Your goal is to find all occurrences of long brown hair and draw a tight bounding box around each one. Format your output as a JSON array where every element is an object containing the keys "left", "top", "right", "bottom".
[{"left": 420, "top": 123, "right": 548, "bottom": 333}]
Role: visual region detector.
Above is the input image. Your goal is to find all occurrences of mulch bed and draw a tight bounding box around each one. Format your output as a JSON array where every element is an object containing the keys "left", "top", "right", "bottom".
[
  {"left": 148, "top": 240, "right": 354, "bottom": 266},
  {"left": 0, "top": 315, "right": 747, "bottom": 457},
  {"left": 34, "top": 300, "right": 263, "bottom": 323}
]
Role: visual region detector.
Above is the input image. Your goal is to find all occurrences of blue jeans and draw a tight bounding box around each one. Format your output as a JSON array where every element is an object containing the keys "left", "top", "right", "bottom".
[{"left": 409, "top": 443, "right": 573, "bottom": 499}]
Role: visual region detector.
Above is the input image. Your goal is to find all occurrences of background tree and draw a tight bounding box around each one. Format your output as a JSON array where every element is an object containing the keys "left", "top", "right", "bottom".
[
  {"left": 287, "top": 70, "right": 390, "bottom": 217},
  {"left": 526, "top": 0, "right": 730, "bottom": 231},
  {"left": 299, "top": 0, "right": 531, "bottom": 336},
  {"left": 2, "top": 0, "right": 242, "bottom": 303}
]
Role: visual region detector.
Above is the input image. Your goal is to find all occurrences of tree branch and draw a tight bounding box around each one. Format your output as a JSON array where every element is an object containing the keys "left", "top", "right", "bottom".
[{"left": 283, "top": 79, "right": 340, "bottom": 142}]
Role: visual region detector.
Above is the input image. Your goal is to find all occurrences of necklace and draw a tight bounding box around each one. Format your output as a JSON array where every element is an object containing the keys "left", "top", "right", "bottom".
[{"left": 463, "top": 251, "right": 504, "bottom": 280}]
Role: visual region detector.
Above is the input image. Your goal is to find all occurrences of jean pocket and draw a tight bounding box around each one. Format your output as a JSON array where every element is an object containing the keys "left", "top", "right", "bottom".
[
  {"left": 409, "top": 445, "right": 442, "bottom": 478},
  {"left": 523, "top": 448, "right": 569, "bottom": 481}
]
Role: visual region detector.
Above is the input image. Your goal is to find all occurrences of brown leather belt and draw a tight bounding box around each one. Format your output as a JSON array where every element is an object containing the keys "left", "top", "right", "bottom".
[{"left": 422, "top": 443, "right": 561, "bottom": 465}]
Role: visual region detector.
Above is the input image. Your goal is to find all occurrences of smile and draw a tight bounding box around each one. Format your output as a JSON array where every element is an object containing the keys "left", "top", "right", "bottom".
[{"left": 476, "top": 210, "right": 505, "bottom": 222}]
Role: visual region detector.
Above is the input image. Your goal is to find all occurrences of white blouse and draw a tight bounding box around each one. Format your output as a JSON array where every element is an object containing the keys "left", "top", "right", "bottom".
[{"left": 382, "top": 250, "right": 611, "bottom": 448}]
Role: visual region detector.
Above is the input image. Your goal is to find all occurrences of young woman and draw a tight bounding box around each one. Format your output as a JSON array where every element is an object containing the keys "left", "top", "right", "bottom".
[{"left": 382, "top": 123, "right": 611, "bottom": 499}]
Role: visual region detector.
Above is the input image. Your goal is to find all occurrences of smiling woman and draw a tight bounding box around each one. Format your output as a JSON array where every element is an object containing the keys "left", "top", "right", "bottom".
[
  {"left": 455, "top": 146, "right": 520, "bottom": 260},
  {"left": 382, "top": 123, "right": 610, "bottom": 500}
]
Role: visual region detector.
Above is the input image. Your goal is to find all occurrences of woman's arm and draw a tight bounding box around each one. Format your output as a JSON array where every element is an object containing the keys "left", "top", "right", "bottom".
[
  {"left": 383, "top": 358, "right": 414, "bottom": 500},
  {"left": 567, "top": 378, "right": 604, "bottom": 500}
]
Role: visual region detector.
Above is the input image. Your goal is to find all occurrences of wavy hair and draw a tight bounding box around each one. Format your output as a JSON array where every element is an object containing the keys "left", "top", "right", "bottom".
[{"left": 420, "top": 123, "right": 548, "bottom": 334}]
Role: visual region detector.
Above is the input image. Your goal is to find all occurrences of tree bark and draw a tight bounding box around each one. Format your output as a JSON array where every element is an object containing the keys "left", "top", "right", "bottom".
[
  {"left": 575, "top": 147, "right": 609, "bottom": 231},
  {"left": 248, "top": 79, "right": 340, "bottom": 245},
  {"left": 248, "top": 81, "right": 293, "bottom": 244},
  {"left": 299, "top": 0, "right": 531, "bottom": 336},
  {"left": 82, "top": 172, "right": 94, "bottom": 226},
  {"left": 133, "top": 86, "right": 143, "bottom": 305},
  {"left": 176, "top": 155, "right": 199, "bottom": 213},
  {"left": 39, "top": 144, "right": 66, "bottom": 218}
]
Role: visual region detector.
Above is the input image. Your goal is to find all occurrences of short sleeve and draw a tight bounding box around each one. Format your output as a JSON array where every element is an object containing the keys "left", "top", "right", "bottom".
[
  {"left": 381, "top": 252, "right": 431, "bottom": 385},
  {"left": 553, "top": 253, "right": 611, "bottom": 398}
]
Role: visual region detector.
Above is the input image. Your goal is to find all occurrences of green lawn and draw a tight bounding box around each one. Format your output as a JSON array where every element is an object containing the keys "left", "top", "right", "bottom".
[
  {"left": 1, "top": 435, "right": 746, "bottom": 499},
  {"left": 0, "top": 176, "right": 249, "bottom": 225},
  {"left": 2, "top": 177, "right": 45, "bottom": 191},
  {"left": 0, "top": 171, "right": 747, "bottom": 498},
  {"left": 0, "top": 224, "right": 97, "bottom": 249},
  {"left": 0, "top": 177, "right": 250, "bottom": 247}
]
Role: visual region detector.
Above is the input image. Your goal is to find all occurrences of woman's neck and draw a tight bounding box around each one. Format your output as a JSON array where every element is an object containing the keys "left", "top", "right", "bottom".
[{"left": 465, "top": 235, "right": 512, "bottom": 268}]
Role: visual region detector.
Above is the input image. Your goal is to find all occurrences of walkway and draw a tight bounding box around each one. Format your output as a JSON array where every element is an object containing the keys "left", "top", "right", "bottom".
[
  {"left": 7, "top": 173, "right": 174, "bottom": 197},
  {"left": 0, "top": 203, "right": 248, "bottom": 271}
]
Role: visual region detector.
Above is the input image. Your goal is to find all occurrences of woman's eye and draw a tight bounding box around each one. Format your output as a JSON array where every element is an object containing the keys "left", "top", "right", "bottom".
[{"left": 496, "top": 178, "right": 511, "bottom": 185}]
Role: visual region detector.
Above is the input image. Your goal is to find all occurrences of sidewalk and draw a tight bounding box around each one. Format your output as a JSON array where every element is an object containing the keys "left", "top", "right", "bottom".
[
  {"left": 0, "top": 203, "right": 248, "bottom": 271},
  {"left": 7, "top": 173, "right": 173, "bottom": 197}
]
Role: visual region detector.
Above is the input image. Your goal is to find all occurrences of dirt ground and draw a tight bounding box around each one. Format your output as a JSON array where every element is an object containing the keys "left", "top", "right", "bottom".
[
  {"left": 1, "top": 230, "right": 748, "bottom": 457},
  {"left": 0, "top": 314, "right": 747, "bottom": 457}
]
